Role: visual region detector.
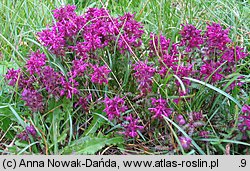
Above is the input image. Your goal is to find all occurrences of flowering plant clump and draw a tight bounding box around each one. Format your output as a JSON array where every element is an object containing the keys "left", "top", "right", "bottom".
[{"left": 4, "top": 5, "right": 249, "bottom": 155}]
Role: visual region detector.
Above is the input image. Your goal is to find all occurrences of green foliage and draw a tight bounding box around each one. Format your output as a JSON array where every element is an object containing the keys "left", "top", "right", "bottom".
[{"left": 62, "top": 135, "right": 124, "bottom": 154}]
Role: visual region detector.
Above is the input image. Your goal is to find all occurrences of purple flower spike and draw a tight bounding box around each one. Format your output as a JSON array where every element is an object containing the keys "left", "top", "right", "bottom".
[
  {"left": 116, "top": 13, "right": 144, "bottom": 53},
  {"left": 26, "top": 50, "right": 47, "bottom": 75},
  {"left": 52, "top": 5, "right": 77, "bottom": 21},
  {"left": 148, "top": 98, "right": 172, "bottom": 119},
  {"left": 179, "top": 136, "right": 192, "bottom": 149},
  {"left": 149, "top": 33, "right": 178, "bottom": 58},
  {"left": 26, "top": 125, "right": 37, "bottom": 137},
  {"left": 90, "top": 65, "right": 111, "bottom": 85},
  {"left": 180, "top": 24, "right": 204, "bottom": 52},
  {"left": 61, "top": 78, "right": 79, "bottom": 99},
  {"left": 40, "top": 66, "right": 65, "bottom": 98},
  {"left": 17, "top": 132, "right": 29, "bottom": 141},
  {"left": 242, "top": 105, "right": 250, "bottom": 114},
  {"left": 71, "top": 59, "right": 89, "bottom": 78},
  {"left": 17, "top": 125, "right": 37, "bottom": 141},
  {"left": 133, "top": 61, "right": 156, "bottom": 95},
  {"left": 5, "top": 68, "right": 21, "bottom": 86},
  {"left": 103, "top": 96, "right": 128, "bottom": 120},
  {"left": 21, "top": 89, "right": 44, "bottom": 113},
  {"left": 238, "top": 105, "right": 250, "bottom": 137},
  {"left": 204, "top": 22, "right": 231, "bottom": 54},
  {"left": 37, "top": 28, "right": 66, "bottom": 56},
  {"left": 200, "top": 60, "right": 224, "bottom": 83},
  {"left": 122, "top": 114, "right": 144, "bottom": 138},
  {"left": 176, "top": 115, "right": 186, "bottom": 125},
  {"left": 221, "top": 46, "right": 248, "bottom": 63},
  {"left": 199, "top": 131, "right": 210, "bottom": 138}
]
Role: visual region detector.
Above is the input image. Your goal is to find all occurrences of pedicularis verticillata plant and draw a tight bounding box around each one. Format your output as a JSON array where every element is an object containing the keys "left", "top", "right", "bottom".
[{"left": 5, "top": 5, "right": 249, "bottom": 154}]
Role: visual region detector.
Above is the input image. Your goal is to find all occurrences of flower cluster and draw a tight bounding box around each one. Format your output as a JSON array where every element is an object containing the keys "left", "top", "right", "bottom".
[
  {"left": 90, "top": 65, "right": 111, "bottom": 85},
  {"left": 26, "top": 50, "right": 47, "bottom": 75},
  {"left": 39, "top": 66, "right": 64, "bottom": 98},
  {"left": 38, "top": 6, "right": 144, "bottom": 56},
  {"left": 17, "top": 125, "right": 37, "bottom": 141},
  {"left": 221, "top": 46, "right": 247, "bottom": 63},
  {"left": 38, "top": 5, "right": 86, "bottom": 55},
  {"left": 70, "top": 59, "right": 88, "bottom": 78},
  {"left": 5, "top": 68, "right": 21, "bottom": 87},
  {"left": 74, "top": 94, "right": 92, "bottom": 112},
  {"left": 238, "top": 105, "right": 250, "bottom": 139},
  {"left": 149, "top": 33, "right": 178, "bottom": 58},
  {"left": 103, "top": 96, "right": 144, "bottom": 138},
  {"left": 148, "top": 98, "right": 173, "bottom": 119},
  {"left": 148, "top": 22, "right": 248, "bottom": 92},
  {"left": 132, "top": 61, "right": 156, "bottom": 95},
  {"left": 176, "top": 115, "right": 186, "bottom": 125},
  {"left": 5, "top": 51, "right": 80, "bottom": 111},
  {"left": 204, "top": 22, "right": 231, "bottom": 53},
  {"left": 179, "top": 136, "right": 192, "bottom": 149},
  {"left": 182, "top": 111, "right": 205, "bottom": 136},
  {"left": 116, "top": 13, "right": 144, "bottom": 53},
  {"left": 200, "top": 60, "right": 224, "bottom": 83},
  {"left": 103, "top": 96, "right": 128, "bottom": 120},
  {"left": 21, "top": 89, "right": 44, "bottom": 112},
  {"left": 180, "top": 24, "right": 203, "bottom": 52},
  {"left": 122, "top": 114, "right": 144, "bottom": 138}
]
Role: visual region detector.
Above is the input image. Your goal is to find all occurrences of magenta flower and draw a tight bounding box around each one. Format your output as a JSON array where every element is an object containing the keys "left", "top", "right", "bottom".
[
  {"left": 176, "top": 115, "right": 186, "bottom": 125},
  {"left": 26, "top": 50, "right": 47, "bottom": 75},
  {"left": 180, "top": 24, "right": 204, "bottom": 52},
  {"left": 5, "top": 69, "right": 35, "bottom": 90},
  {"left": 90, "top": 64, "right": 111, "bottom": 85},
  {"left": 85, "top": 7, "right": 109, "bottom": 21},
  {"left": 182, "top": 111, "right": 205, "bottom": 136},
  {"left": 38, "top": 28, "right": 66, "bottom": 55},
  {"left": 116, "top": 13, "right": 144, "bottom": 53},
  {"left": 133, "top": 61, "right": 156, "bottom": 95},
  {"left": 70, "top": 59, "right": 89, "bottom": 78},
  {"left": 5, "top": 68, "right": 21, "bottom": 87},
  {"left": 17, "top": 131, "right": 29, "bottom": 141},
  {"left": 173, "top": 64, "right": 194, "bottom": 86},
  {"left": 149, "top": 33, "right": 178, "bottom": 57},
  {"left": 71, "top": 42, "right": 89, "bottom": 59},
  {"left": 242, "top": 105, "right": 250, "bottom": 113},
  {"left": 200, "top": 60, "right": 224, "bottom": 83},
  {"left": 191, "top": 111, "right": 203, "bottom": 121},
  {"left": 82, "top": 8, "right": 115, "bottom": 52},
  {"left": 38, "top": 5, "right": 87, "bottom": 55},
  {"left": 40, "top": 66, "right": 65, "bottom": 98},
  {"left": 122, "top": 114, "right": 144, "bottom": 138},
  {"left": 17, "top": 125, "right": 37, "bottom": 141},
  {"left": 199, "top": 131, "right": 210, "bottom": 138},
  {"left": 61, "top": 78, "right": 79, "bottom": 99},
  {"left": 179, "top": 136, "right": 192, "bottom": 149},
  {"left": 21, "top": 89, "right": 43, "bottom": 112},
  {"left": 148, "top": 98, "right": 172, "bottom": 119},
  {"left": 204, "top": 22, "right": 231, "bottom": 54},
  {"left": 26, "top": 125, "right": 37, "bottom": 137},
  {"left": 53, "top": 5, "right": 86, "bottom": 38},
  {"left": 157, "top": 55, "right": 172, "bottom": 75},
  {"left": 52, "top": 5, "right": 77, "bottom": 21},
  {"left": 238, "top": 105, "right": 250, "bottom": 139},
  {"left": 221, "top": 46, "right": 248, "bottom": 62},
  {"left": 74, "top": 94, "right": 92, "bottom": 112},
  {"left": 103, "top": 96, "right": 128, "bottom": 120}
]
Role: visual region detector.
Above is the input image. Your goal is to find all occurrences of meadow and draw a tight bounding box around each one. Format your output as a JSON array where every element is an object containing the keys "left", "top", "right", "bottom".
[{"left": 0, "top": 0, "right": 249, "bottom": 155}]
